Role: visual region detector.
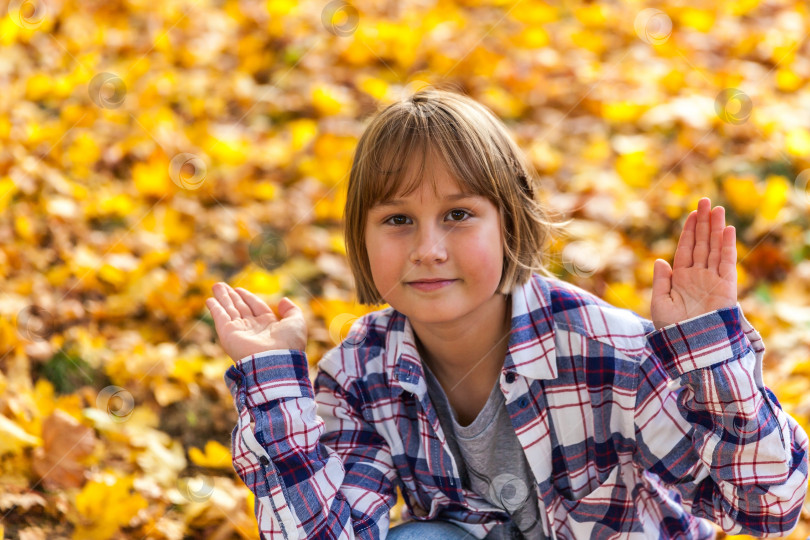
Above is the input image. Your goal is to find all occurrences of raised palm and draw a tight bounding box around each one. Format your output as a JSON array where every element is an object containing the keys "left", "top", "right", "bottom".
[
  {"left": 205, "top": 283, "right": 307, "bottom": 362},
  {"left": 651, "top": 198, "right": 738, "bottom": 330}
]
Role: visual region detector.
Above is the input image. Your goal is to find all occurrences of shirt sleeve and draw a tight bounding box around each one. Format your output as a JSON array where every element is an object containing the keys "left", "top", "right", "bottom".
[
  {"left": 632, "top": 304, "right": 809, "bottom": 537},
  {"left": 224, "top": 349, "right": 399, "bottom": 539}
]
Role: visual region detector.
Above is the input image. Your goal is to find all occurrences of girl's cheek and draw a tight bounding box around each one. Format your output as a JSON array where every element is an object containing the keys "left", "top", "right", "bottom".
[
  {"left": 462, "top": 235, "right": 505, "bottom": 272},
  {"left": 461, "top": 234, "right": 498, "bottom": 254}
]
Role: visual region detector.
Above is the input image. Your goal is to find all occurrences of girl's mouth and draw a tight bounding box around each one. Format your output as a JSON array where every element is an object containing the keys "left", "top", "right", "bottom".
[{"left": 406, "top": 279, "right": 456, "bottom": 292}]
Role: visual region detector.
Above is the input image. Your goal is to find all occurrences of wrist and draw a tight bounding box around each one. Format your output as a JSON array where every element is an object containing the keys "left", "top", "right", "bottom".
[{"left": 229, "top": 349, "right": 314, "bottom": 405}]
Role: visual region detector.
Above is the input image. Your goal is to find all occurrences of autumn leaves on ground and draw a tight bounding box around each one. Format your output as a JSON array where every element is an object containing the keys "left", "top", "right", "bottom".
[{"left": 1, "top": 0, "right": 809, "bottom": 538}]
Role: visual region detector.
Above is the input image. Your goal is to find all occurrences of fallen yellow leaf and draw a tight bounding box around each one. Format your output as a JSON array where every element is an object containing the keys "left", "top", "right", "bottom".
[{"left": 189, "top": 440, "right": 232, "bottom": 469}]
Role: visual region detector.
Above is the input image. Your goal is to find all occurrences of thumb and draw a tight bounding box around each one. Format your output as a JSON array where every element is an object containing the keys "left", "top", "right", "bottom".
[
  {"left": 651, "top": 259, "right": 672, "bottom": 298},
  {"left": 277, "top": 297, "right": 303, "bottom": 320}
]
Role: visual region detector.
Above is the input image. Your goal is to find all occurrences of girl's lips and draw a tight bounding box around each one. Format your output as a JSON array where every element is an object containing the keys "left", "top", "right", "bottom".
[{"left": 407, "top": 279, "right": 456, "bottom": 292}]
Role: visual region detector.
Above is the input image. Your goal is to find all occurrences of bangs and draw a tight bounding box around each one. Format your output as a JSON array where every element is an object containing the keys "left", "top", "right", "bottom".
[{"left": 357, "top": 105, "right": 499, "bottom": 207}]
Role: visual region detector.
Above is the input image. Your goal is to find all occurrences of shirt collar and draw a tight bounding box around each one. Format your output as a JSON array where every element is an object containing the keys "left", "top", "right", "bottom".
[{"left": 387, "top": 274, "right": 558, "bottom": 399}]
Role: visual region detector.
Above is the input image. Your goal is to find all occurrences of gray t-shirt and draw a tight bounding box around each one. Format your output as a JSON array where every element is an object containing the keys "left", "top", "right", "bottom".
[{"left": 422, "top": 362, "right": 546, "bottom": 540}]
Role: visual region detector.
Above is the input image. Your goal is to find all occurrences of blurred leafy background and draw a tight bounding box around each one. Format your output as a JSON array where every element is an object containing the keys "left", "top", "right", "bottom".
[{"left": 1, "top": 0, "right": 809, "bottom": 538}]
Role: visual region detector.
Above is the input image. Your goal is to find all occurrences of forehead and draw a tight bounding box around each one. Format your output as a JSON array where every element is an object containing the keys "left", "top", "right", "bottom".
[
  {"left": 376, "top": 152, "right": 477, "bottom": 202},
  {"left": 370, "top": 166, "right": 478, "bottom": 211},
  {"left": 403, "top": 161, "right": 466, "bottom": 195},
  {"left": 370, "top": 190, "right": 480, "bottom": 213}
]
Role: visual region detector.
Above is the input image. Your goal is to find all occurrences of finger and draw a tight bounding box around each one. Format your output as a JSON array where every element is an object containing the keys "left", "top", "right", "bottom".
[
  {"left": 213, "top": 283, "right": 240, "bottom": 319},
  {"left": 277, "top": 297, "right": 303, "bottom": 320},
  {"left": 673, "top": 211, "right": 696, "bottom": 269},
  {"left": 706, "top": 205, "right": 725, "bottom": 272},
  {"left": 234, "top": 287, "right": 276, "bottom": 319},
  {"left": 224, "top": 284, "right": 255, "bottom": 319},
  {"left": 692, "top": 198, "right": 711, "bottom": 268},
  {"left": 205, "top": 297, "right": 231, "bottom": 333},
  {"left": 652, "top": 259, "right": 673, "bottom": 298},
  {"left": 718, "top": 226, "right": 737, "bottom": 281}
]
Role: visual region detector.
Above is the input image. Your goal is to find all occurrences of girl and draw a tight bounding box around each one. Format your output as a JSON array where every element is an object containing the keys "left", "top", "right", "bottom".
[{"left": 206, "top": 89, "right": 808, "bottom": 539}]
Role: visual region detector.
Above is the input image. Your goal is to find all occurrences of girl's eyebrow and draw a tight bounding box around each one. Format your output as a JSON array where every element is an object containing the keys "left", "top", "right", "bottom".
[{"left": 372, "top": 193, "right": 479, "bottom": 208}]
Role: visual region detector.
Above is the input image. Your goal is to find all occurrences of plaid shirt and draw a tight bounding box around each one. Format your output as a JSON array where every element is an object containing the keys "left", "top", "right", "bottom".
[{"left": 224, "top": 274, "right": 808, "bottom": 539}]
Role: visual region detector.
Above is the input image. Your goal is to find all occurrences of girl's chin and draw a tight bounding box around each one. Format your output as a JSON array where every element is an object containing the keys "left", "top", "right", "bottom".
[{"left": 401, "top": 306, "right": 465, "bottom": 324}]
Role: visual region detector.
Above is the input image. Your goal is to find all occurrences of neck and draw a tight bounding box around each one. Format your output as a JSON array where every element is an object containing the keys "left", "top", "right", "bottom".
[{"left": 413, "top": 294, "right": 512, "bottom": 390}]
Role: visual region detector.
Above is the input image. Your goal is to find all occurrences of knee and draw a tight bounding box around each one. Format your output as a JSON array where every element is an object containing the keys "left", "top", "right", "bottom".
[{"left": 387, "top": 520, "right": 477, "bottom": 540}]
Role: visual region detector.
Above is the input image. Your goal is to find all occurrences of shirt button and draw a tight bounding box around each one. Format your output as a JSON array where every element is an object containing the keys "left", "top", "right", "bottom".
[
  {"left": 518, "top": 397, "right": 529, "bottom": 408},
  {"left": 259, "top": 456, "right": 270, "bottom": 466},
  {"left": 505, "top": 372, "right": 516, "bottom": 384}
]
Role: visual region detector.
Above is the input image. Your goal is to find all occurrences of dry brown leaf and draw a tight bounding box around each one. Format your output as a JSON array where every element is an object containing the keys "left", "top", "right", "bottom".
[
  {"left": 32, "top": 410, "right": 96, "bottom": 490},
  {"left": 0, "top": 491, "right": 46, "bottom": 512}
]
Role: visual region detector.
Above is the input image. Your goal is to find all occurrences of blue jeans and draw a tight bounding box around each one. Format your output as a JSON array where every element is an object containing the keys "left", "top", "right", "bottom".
[{"left": 387, "top": 520, "right": 478, "bottom": 540}]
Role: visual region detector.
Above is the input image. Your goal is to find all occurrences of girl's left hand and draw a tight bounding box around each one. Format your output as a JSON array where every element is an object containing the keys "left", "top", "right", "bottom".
[{"left": 651, "top": 198, "right": 738, "bottom": 330}]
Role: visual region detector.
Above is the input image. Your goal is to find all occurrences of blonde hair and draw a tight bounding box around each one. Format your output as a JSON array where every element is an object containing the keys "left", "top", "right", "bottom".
[{"left": 344, "top": 86, "right": 565, "bottom": 305}]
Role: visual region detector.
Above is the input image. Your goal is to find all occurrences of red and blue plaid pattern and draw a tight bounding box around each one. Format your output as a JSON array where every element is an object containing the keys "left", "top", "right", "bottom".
[{"left": 225, "top": 274, "right": 808, "bottom": 539}]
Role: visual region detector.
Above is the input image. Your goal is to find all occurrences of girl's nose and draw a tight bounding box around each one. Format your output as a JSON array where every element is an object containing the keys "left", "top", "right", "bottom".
[{"left": 409, "top": 225, "right": 448, "bottom": 264}]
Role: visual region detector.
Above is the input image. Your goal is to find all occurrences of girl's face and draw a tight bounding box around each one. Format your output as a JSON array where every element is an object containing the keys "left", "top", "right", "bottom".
[{"left": 364, "top": 165, "right": 505, "bottom": 329}]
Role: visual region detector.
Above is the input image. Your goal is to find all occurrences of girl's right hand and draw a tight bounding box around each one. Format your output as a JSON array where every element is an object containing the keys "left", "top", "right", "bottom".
[{"left": 205, "top": 283, "right": 308, "bottom": 362}]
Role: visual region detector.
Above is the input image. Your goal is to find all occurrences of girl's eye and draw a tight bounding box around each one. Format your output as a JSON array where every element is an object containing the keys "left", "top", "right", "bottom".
[
  {"left": 385, "top": 215, "right": 411, "bottom": 226},
  {"left": 447, "top": 209, "right": 471, "bottom": 221},
  {"left": 382, "top": 211, "right": 470, "bottom": 226}
]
